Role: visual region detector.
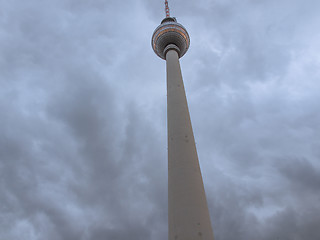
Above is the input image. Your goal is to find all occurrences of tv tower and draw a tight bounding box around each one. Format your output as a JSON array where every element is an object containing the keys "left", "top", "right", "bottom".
[{"left": 152, "top": 1, "right": 215, "bottom": 240}]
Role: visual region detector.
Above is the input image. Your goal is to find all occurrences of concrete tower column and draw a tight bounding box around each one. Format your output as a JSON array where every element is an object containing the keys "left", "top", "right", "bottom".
[
  {"left": 152, "top": 12, "right": 214, "bottom": 239},
  {"left": 166, "top": 49, "right": 214, "bottom": 240}
]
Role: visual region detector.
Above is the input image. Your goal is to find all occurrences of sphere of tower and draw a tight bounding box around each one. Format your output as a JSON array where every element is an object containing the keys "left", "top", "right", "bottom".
[{"left": 152, "top": 17, "right": 190, "bottom": 60}]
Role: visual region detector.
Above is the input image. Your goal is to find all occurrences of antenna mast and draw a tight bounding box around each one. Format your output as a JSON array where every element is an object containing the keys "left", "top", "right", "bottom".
[{"left": 165, "top": 0, "right": 170, "bottom": 17}]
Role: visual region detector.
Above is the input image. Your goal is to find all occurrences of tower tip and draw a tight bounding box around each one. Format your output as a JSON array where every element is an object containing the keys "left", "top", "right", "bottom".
[{"left": 165, "top": 0, "right": 170, "bottom": 17}]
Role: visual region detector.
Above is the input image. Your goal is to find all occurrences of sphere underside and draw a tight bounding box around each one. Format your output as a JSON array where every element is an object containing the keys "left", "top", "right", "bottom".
[{"left": 152, "top": 18, "right": 190, "bottom": 60}]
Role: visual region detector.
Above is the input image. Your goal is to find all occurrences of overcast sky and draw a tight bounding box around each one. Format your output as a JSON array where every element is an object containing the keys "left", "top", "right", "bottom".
[{"left": 1, "top": 0, "right": 320, "bottom": 239}]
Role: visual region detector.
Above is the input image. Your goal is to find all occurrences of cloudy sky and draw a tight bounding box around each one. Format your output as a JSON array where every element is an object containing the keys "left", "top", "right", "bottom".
[{"left": 1, "top": 0, "right": 320, "bottom": 239}]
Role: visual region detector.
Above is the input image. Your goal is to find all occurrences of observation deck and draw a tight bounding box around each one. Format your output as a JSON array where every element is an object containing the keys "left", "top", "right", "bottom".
[{"left": 152, "top": 17, "right": 190, "bottom": 60}]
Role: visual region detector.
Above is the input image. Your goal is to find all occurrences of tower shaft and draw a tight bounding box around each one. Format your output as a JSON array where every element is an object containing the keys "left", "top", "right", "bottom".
[{"left": 166, "top": 50, "right": 214, "bottom": 240}]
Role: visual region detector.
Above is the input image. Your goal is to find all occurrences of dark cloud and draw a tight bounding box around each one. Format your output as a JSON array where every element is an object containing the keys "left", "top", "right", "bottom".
[{"left": 1, "top": 0, "right": 320, "bottom": 239}]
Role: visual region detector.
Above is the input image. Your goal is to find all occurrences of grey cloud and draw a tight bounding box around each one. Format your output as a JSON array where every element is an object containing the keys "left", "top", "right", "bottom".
[{"left": 1, "top": 0, "right": 320, "bottom": 239}]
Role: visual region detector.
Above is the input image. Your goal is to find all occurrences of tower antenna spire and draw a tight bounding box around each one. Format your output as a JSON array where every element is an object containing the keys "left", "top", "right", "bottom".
[{"left": 165, "top": 0, "right": 170, "bottom": 17}]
